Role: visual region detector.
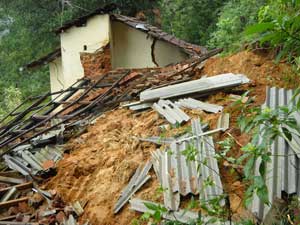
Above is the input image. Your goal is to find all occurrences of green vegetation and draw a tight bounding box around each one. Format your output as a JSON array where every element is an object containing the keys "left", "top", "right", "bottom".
[
  {"left": 208, "top": 0, "right": 266, "bottom": 51},
  {"left": 246, "top": 0, "right": 300, "bottom": 62},
  {"left": 159, "top": 0, "right": 227, "bottom": 45}
]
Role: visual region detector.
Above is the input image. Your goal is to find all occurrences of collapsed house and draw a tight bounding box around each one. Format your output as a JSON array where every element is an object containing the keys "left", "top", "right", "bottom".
[{"left": 1, "top": 4, "right": 300, "bottom": 225}]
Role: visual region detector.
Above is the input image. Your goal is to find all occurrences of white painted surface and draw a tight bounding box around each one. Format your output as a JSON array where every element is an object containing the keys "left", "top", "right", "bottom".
[{"left": 60, "top": 14, "right": 110, "bottom": 88}]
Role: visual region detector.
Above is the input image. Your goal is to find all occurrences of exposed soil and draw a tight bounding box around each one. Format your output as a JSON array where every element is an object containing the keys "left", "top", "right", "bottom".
[{"left": 44, "top": 50, "right": 300, "bottom": 225}]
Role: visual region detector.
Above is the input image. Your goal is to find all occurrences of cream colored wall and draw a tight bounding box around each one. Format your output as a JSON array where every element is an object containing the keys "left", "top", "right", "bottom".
[
  {"left": 154, "top": 39, "right": 188, "bottom": 66},
  {"left": 49, "top": 57, "right": 64, "bottom": 101},
  {"left": 60, "top": 14, "right": 110, "bottom": 89},
  {"left": 110, "top": 21, "right": 188, "bottom": 69}
]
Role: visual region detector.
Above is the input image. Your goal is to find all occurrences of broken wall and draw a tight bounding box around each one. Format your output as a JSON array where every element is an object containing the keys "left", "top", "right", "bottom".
[
  {"left": 49, "top": 57, "right": 64, "bottom": 100},
  {"left": 60, "top": 14, "right": 110, "bottom": 88},
  {"left": 110, "top": 21, "right": 188, "bottom": 69},
  {"left": 80, "top": 44, "right": 112, "bottom": 78}
]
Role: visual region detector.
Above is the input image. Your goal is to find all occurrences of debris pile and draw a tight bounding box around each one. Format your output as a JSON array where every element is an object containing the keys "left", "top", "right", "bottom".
[
  {"left": 0, "top": 172, "right": 89, "bottom": 224},
  {"left": 1, "top": 48, "right": 300, "bottom": 224}
]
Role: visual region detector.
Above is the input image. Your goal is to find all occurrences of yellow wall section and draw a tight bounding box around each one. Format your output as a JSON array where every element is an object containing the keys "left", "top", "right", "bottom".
[
  {"left": 154, "top": 39, "right": 188, "bottom": 66},
  {"left": 110, "top": 21, "right": 188, "bottom": 69},
  {"left": 60, "top": 14, "right": 110, "bottom": 88}
]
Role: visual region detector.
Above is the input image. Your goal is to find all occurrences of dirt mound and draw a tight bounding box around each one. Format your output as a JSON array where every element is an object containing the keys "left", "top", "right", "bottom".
[
  {"left": 45, "top": 109, "right": 165, "bottom": 224},
  {"left": 44, "top": 50, "right": 299, "bottom": 225}
]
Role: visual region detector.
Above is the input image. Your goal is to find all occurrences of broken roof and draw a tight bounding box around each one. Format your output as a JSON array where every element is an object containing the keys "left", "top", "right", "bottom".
[
  {"left": 110, "top": 14, "right": 207, "bottom": 56},
  {"left": 26, "top": 6, "right": 208, "bottom": 70}
]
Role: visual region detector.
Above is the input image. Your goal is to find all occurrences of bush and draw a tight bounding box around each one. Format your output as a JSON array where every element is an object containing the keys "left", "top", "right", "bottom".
[
  {"left": 159, "top": 0, "right": 226, "bottom": 45},
  {"left": 209, "top": 0, "right": 266, "bottom": 52},
  {"left": 246, "top": 0, "right": 300, "bottom": 61},
  {"left": 0, "top": 86, "right": 22, "bottom": 120}
]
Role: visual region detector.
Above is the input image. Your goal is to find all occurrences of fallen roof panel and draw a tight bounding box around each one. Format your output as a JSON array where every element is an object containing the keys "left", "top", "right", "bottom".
[
  {"left": 251, "top": 87, "right": 300, "bottom": 221},
  {"left": 140, "top": 73, "right": 250, "bottom": 102},
  {"left": 114, "top": 161, "right": 152, "bottom": 213},
  {"left": 176, "top": 98, "right": 223, "bottom": 113},
  {"left": 153, "top": 100, "right": 190, "bottom": 125}
]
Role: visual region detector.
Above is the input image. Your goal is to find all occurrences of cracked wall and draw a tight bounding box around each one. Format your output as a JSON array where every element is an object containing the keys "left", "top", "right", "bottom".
[{"left": 110, "top": 21, "right": 188, "bottom": 69}]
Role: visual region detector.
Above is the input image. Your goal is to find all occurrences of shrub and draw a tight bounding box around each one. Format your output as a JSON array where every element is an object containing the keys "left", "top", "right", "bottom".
[
  {"left": 209, "top": 0, "right": 266, "bottom": 52},
  {"left": 246, "top": 0, "right": 300, "bottom": 61},
  {"left": 159, "top": 0, "right": 226, "bottom": 45}
]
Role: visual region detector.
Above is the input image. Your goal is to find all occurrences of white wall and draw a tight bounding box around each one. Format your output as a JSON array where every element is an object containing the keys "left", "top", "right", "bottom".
[
  {"left": 49, "top": 57, "right": 64, "bottom": 100},
  {"left": 60, "top": 14, "right": 110, "bottom": 89},
  {"left": 110, "top": 21, "right": 188, "bottom": 69}
]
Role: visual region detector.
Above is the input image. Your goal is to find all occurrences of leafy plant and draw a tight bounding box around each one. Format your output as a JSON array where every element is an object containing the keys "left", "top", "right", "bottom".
[
  {"left": 209, "top": 0, "right": 266, "bottom": 52},
  {"left": 246, "top": 0, "right": 300, "bottom": 61},
  {"left": 159, "top": 0, "right": 227, "bottom": 45},
  {"left": 235, "top": 90, "right": 300, "bottom": 207},
  {"left": 142, "top": 202, "right": 168, "bottom": 224}
]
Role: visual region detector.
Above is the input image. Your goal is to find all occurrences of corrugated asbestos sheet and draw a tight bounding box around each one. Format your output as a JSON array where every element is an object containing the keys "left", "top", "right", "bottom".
[
  {"left": 217, "top": 113, "right": 230, "bottom": 131},
  {"left": 140, "top": 73, "right": 250, "bottom": 102},
  {"left": 114, "top": 161, "right": 152, "bottom": 213},
  {"left": 129, "top": 198, "right": 232, "bottom": 225},
  {"left": 139, "top": 136, "right": 176, "bottom": 145},
  {"left": 4, "top": 145, "right": 63, "bottom": 176},
  {"left": 191, "top": 119, "right": 224, "bottom": 204},
  {"left": 176, "top": 98, "right": 223, "bottom": 113},
  {"left": 153, "top": 100, "right": 190, "bottom": 125},
  {"left": 151, "top": 119, "right": 224, "bottom": 211},
  {"left": 251, "top": 87, "right": 300, "bottom": 220}
]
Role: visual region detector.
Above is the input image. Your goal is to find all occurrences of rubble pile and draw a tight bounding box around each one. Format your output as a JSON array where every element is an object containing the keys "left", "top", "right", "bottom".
[
  {"left": 0, "top": 49, "right": 299, "bottom": 224},
  {"left": 0, "top": 172, "right": 89, "bottom": 224}
]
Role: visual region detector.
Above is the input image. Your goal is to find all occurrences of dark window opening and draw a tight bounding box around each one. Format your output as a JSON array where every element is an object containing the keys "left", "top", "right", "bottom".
[{"left": 83, "top": 45, "right": 87, "bottom": 51}]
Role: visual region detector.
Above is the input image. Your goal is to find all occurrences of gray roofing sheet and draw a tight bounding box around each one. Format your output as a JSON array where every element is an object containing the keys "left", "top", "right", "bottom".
[
  {"left": 176, "top": 98, "right": 223, "bottom": 113},
  {"left": 140, "top": 73, "right": 250, "bottom": 102},
  {"left": 151, "top": 119, "right": 224, "bottom": 211},
  {"left": 153, "top": 99, "right": 190, "bottom": 125},
  {"left": 251, "top": 87, "right": 300, "bottom": 220}
]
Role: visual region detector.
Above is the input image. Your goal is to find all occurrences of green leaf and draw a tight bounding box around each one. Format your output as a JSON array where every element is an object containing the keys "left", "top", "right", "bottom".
[
  {"left": 257, "top": 185, "right": 269, "bottom": 205},
  {"left": 259, "top": 161, "right": 266, "bottom": 177},
  {"left": 244, "top": 157, "right": 255, "bottom": 178},
  {"left": 245, "top": 22, "right": 275, "bottom": 35},
  {"left": 153, "top": 211, "right": 161, "bottom": 221},
  {"left": 282, "top": 127, "right": 292, "bottom": 141},
  {"left": 254, "top": 176, "right": 265, "bottom": 188},
  {"left": 144, "top": 202, "right": 158, "bottom": 211}
]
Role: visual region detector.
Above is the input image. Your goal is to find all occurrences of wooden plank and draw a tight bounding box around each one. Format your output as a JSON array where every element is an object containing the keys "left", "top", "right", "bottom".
[
  {"left": 0, "top": 197, "right": 29, "bottom": 208},
  {"left": 0, "top": 182, "right": 33, "bottom": 195},
  {"left": 0, "top": 222, "right": 38, "bottom": 225},
  {"left": 0, "top": 176, "right": 25, "bottom": 184},
  {"left": 0, "top": 213, "right": 31, "bottom": 221}
]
